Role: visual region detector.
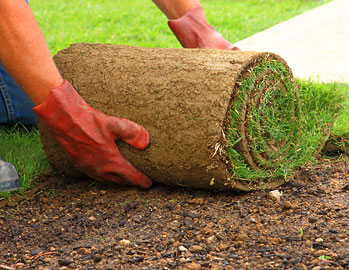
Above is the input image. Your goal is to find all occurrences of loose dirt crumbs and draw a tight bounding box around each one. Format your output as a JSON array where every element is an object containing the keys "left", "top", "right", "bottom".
[{"left": 0, "top": 157, "right": 348, "bottom": 270}]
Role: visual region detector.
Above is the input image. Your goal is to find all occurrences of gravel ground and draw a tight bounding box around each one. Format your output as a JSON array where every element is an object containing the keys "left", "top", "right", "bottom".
[{"left": 0, "top": 156, "right": 348, "bottom": 270}]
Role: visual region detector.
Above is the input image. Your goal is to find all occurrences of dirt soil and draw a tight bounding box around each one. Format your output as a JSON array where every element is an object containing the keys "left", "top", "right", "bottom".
[{"left": 0, "top": 156, "right": 348, "bottom": 270}]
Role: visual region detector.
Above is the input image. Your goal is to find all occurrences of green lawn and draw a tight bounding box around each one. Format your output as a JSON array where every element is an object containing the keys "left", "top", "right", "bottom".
[
  {"left": 31, "top": 0, "right": 331, "bottom": 55},
  {"left": 1, "top": 0, "right": 347, "bottom": 196}
]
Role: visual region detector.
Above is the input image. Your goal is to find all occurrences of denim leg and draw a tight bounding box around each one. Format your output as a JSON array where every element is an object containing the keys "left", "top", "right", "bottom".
[{"left": 0, "top": 62, "right": 36, "bottom": 126}]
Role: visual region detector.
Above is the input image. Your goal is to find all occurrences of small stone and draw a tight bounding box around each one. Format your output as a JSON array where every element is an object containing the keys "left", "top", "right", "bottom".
[
  {"left": 235, "top": 232, "right": 248, "bottom": 242},
  {"left": 269, "top": 190, "right": 282, "bottom": 202},
  {"left": 178, "top": 246, "right": 188, "bottom": 252},
  {"left": 93, "top": 254, "right": 103, "bottom": 263},
  {"left": 187, "top": 210, "right": 201, "bottom": 218},
  {"left": 172, "top": 241, "right": 180, "bottom": 248},
  {"left": 14, "top": 263, "right": 24, "bottom": 270},
  {"left": 179, "top": 258, "right": 190, "bottom": 263},
  {"left": 264, "top": 201, "right": 272, "bottom": 207},
  {"left": 88, "top": 216, "right": 96, "bottom": 221},
  {"left": 184, "top": 217, "right": 193, "bottom": 226},
  {"left": 283, "top": 201, "right": 294, "bottom": 209},
  {"left": 186, "top": 262, "right": 201, "bottom": 270},
  {"left": 43, "top": 257, "right": 52, "bottom": 263},
  {"left": 206, "top": 235, "right": 216, "bottom": 243},
  {"left": 58, "top": 259, "right": 73, "bottom": 266},
  {"left": 31, "top": 249, "right": 43, "bottom": 256},
  {"left": 202, "top": 226, "right": 213, "bottom": 235},
  {"left": 305, "top": 240, "right": 312, "bottom": 246},
  {"left": 78, "top": 247, "right": 90, "bottom": 254},
  {"left": 119, "top": 239, "right": 131, "bottom": 246},
  {"left": 314, "top": 249, "right": 328, "bottom": 256},
  {"left": 308, "top": 216, "right": 318, "bottom": 223},
  {"left": 194, "top": 235, "right": 202, "bottom": 242},
  {"left": 315, "top": 238, "right": 324, "bottom": 243},
  {"left": 189, "top": 245, "right": 203, "bottom": 253},
  {"left": 218, "top": 243, "right": 229, "bottom": 251}
]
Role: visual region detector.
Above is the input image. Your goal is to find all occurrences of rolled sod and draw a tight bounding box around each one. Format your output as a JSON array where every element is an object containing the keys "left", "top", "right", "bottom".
[{"left": 39, "top": 43, "right": 305, "bottom": 190}]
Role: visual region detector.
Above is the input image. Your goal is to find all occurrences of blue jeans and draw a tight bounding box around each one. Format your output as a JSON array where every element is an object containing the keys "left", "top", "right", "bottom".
[{"left": 0, "top": 63, "right": 36, "bottom": 126}]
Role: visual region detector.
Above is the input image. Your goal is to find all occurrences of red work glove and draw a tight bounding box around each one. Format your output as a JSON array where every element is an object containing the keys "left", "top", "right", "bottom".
[
  {"left": 33, "top": 80, "right": 151, "bottom": 188},
  {"left": 168, "top": 6, "right": 240, "bottom": 50}
]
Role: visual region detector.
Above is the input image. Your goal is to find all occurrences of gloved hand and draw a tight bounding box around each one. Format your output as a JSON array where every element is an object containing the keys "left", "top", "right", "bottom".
[
  {"left": 33, "top": 80, "right": 151, "bottom": 188},
  {"left": 168, "top": 6, "right": 240, "bottom": 50}
]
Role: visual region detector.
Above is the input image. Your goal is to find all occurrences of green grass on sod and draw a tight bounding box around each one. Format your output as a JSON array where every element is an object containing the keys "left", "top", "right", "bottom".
[
  {"left": 1, "top": 0, "right": 347, "bottom": 197},
  {"left": 227, "top": 58, "right": 300, "bottom": 182},
  {"left": 226, "top": 58, "right": 345, "bottom": 184}
]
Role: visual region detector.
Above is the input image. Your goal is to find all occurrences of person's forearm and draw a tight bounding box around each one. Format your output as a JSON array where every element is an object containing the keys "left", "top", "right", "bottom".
[
  {"left": 0, "top": 0, "right": 63, "bottom": 105},
  {"left": 152, "top": 0, "right": 200, "bottom": 19}
]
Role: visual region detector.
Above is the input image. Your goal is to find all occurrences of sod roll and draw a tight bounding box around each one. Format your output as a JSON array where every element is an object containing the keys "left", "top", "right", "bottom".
[{"left": 39, "top": 43, "right": 301, "bottom": 191}]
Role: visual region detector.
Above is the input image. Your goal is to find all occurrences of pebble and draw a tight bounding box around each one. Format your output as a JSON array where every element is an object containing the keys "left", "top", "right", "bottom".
[
  {"left": 184, "top": 217, "right": 193, "bottom": 226},
  {"left": 235, "top": 232, "right": 248, "bottom": 242},
  {"left": 283, "top": 201, "right": 294, "bottom": 209},
  {"left": 185, "top": 262, "right": 201, "bottom": 270},
  {"left": 88, "top": 216, "right": 96, "bottom": 221},
  {"left": 308, "top": 216, "right": 318, "bottom": 223},
  {"left": 206, "top": 235, "right": 216, "bottom": 243},
  {"left": 305, "top": 240, "right": 312, "bottom": 246},
  {"left": 178, "top": 246, "right": 188, "bottom": 252},
  {"left": 119, "top": 239, "right": 131, "bottom": 246},
  {"left": 313, "top": 249, "right": 328, "bottom": 256},
  {"left": 93, "top": 254, "right": 103, "bottom": 263},
  {"left": 179, "top": 258, "right": 190, "bottom": 263},
  {"left": 14, "top": 263, "right": 24, "bottom": 269},
  {"left": 31, "top": 249, "right": 43, "bottom": 256},
  {"left": 189, "top": 245, "right": 203, "bottom": 253},
  {"left": 269, "top": 190, "right": 282, "bottom": 202},
  {"left": 218, "top": 243, "right": 229, "bottom": 251},
  {"left": 187, "top": 210, "right": 201, "bottom": 218},
  {"left": 315, "top": 238, "right": 324, "bottom": 243},
  {"left": 58, "top": 259, "right": 73, "bottom": 266},
  {"left": 264, "top": 200, "right": 272, "bottom": 207},
  {"left": 202, "top": 226, "right": 213, "bottom": 235},
  {"left": 78, "top": 247, "right": 90, "bottom": 254},
  {"left": 43, "top": 257, "right": 51, "bottom": 263}
]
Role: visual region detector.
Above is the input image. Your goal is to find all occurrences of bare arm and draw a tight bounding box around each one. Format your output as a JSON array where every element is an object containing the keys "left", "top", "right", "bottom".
[
  {"left": 0, "top": 0, "right": 63, "bottom": 105},
  {"left": 152, "top": 0, "right": 200, "bottom": 19}
]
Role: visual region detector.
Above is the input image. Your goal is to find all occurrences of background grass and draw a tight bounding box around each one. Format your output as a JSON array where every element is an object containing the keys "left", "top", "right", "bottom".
[
  {"left": 1, "top": 0, "right": 347, "bottom": 196},
  {"left": 31, "top": 0, "right": 331, "bottom": 55}
]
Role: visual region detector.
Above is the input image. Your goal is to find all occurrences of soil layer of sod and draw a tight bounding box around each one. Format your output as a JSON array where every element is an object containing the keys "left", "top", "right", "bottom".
[
  {"left": 0, "top": 156, "right": 348, "bottom": 269},
  {"left": 37, "top": 43, "right": 333, "bottom": 191}
]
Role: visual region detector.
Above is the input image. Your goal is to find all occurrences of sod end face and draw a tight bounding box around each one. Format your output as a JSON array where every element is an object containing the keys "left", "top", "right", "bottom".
[{"left": 226, "top": 57, "right": 301, "bottom": 183}]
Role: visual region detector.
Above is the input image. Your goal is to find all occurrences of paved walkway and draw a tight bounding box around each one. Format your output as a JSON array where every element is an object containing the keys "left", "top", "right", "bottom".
[{"left": 235, "top": 0, "right": 349, "bottom": 83}]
